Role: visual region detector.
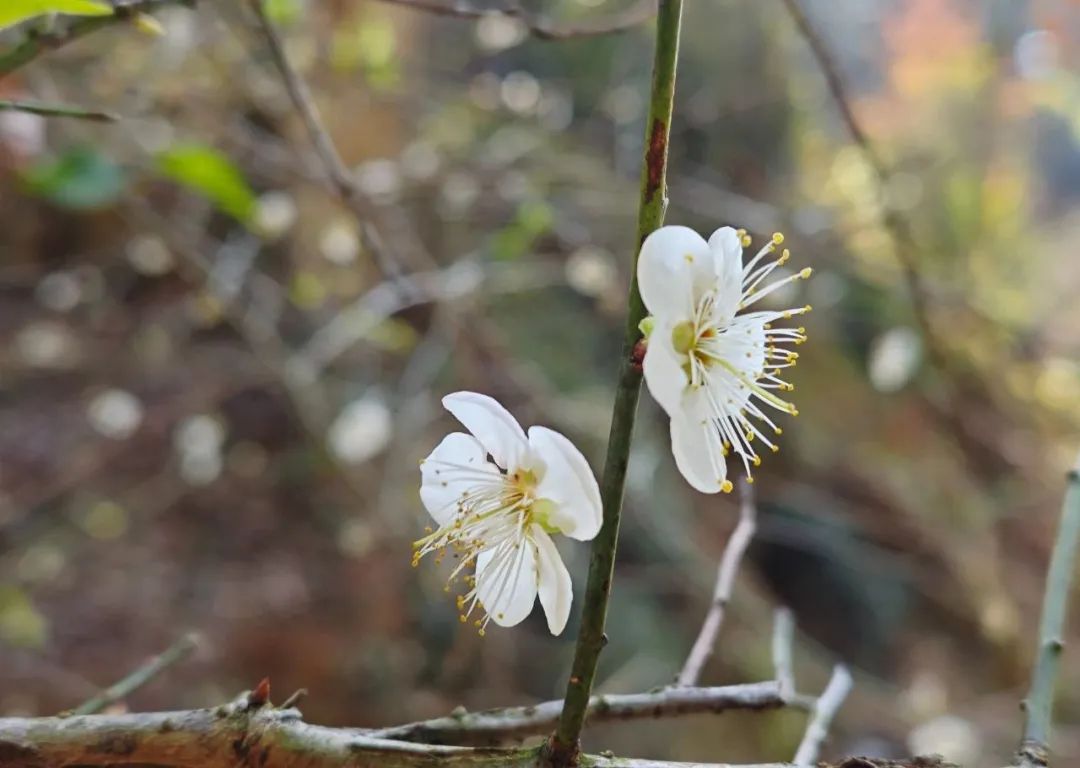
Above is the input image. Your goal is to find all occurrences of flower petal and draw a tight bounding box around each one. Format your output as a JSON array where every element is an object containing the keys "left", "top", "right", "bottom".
[
  {"left": 636, "top": 225, "right": 713, "bottom": 318},
  {"left": 420, "top": 432, "right": 498, "bottom": 525},
  {"left": 528, "top": 426, "right": 602, "bottom": 541},
  {"left": 475, "top": 536, "right": 538, "bottom": 628},
  {"left": 669, "top": 392, "right": 729, "bottom": 494},
  {"left": 533, "top": 526, "right": 573, "bottom": 635},
  {"left": 707, "top": 226, "right": 743, "bottom": 323},
  {"left": 442, "top": 391, "right": 529, "bottom": 471},
  {"left": 642, "top": 319, "right": 689, "bottom": 417}
]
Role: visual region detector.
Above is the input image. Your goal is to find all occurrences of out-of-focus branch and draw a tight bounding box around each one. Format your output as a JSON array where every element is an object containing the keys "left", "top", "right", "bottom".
[
  {"left": 678, "top": 480, "right": 757, "bottom": 686},
  {"left": 793, "top": 665, "right": 853, "bottom": 767},
  {"left": 370, "top": 682, "right": 786, "bottom": 745},
  {"left": 777, "top": 0, "right": 941, "bottom": 370},
  {"left": 0, "top": 0, "right": 189, "bottom": 77},
  {"left": 244, "top": 0, "right": 407, "bottom": 278},
  {"left": 290, "top": 260, "right": 564, "bottom": 382},
  {"left": 1014, "top": 451, "right": 1080, "bottom": 768},
  {"left": 69, "top": 633, "right": 200, "bottom": 716},
  {"left": 0, "top": 99, "right": 117, "bottom": 121},
  {"left": 374, "top": 0, "right": 656, "bottom": 41}
]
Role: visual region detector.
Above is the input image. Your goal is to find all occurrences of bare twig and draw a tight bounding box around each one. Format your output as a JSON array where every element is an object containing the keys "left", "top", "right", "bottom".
[
  {"left": 793, "top": 665, "right": 853, "bottom": 767},
  {"left": 0, "top": 0, "right": 189, "bottom": 77},
  {"left": 370, "top": 682, "right": 786, "bottom": 745},
  {"left": 0, "top": 694, "right": 880, "bottom": 768},
  {"left": 1014, "top": 450, "right": 1080, "bottom": 768},
  {"left": 678, "top": 480, "right": 758, "bottom": 686},
  {"left": 771, "top": 608, "right": 796, "bottom": 702},
  {"left": 0, "top": 99, "right": 117, "bottom": 121},
  {"left": 70, "top": 633, "right": 200, "bottom": 716},
  {"left": 374, "top": 0, "right": 656, "bottom": 41}
]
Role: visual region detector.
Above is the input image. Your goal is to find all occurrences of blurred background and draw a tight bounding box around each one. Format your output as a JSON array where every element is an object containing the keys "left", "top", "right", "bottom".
[{"left": 2, "top": 0, "right": 1080, "bottom": 764}]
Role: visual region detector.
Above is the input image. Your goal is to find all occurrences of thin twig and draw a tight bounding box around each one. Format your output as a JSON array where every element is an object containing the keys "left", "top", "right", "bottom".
[
  {"left": 793, "top": 665, "right": 853, "bottom": 767},
  {"left": 771, "top": 608, "right": 796, "bottom": 701},
  {"left": 777, "top": 0, "right": 941, "bottom": 369},
  {"left": 678, "top": 479, "right": 758, "bottom": 686},
  {"left": 374, "top": 0, "right": 656, "bottom": 41},
  {"left": 370, "top": 682, "right": 787, "bottom": 745},
  {"left": 545, "top": 2, "right": 684, "bottom": 764},
  {"left": 0, "top": 0, "right": 189, "bottom": 77},
  {"left": 70, "top": 633, "right": 200, "bottom": 716},
  {"left": 0, "top": 99, "right": 117, "bottom": 121},
  {"left": 1014, "top": 450, "right": 1080, "bottom": 768}
]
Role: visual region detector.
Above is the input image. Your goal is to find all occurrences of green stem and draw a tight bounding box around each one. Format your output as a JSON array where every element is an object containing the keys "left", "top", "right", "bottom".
[
  {"left": 1016, "top": 454, "right": 1080, "bottom": 767},
  {"left": 0, "top": 99, "right": 117, "bottom": 121},
  {"left": 71, "top": 633, "right": 200, "bottom": 716},
  {"left": 546, "top": 1, "right": 684, "bottom": 763}
]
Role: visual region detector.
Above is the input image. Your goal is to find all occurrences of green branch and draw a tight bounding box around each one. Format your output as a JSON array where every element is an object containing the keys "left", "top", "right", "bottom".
[
  {"left": 1015, "top": 452, "right": 1080, "bottom": 768},
  {"left": 0, "top": 0, "right": 190, "bottom": 78},
  {"left": 71, "top": 633, "right": 200, "bottom": 716},
  {"left": 545, "top": 1, "right": 684, "bottom": 764},
  {"left": 0, "top": 98, "right": 117, "bottom": 121}
]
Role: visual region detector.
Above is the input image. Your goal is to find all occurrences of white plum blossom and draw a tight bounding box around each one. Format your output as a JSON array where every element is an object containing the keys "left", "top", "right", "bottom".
[
  {"left": 638, "top": 225, "right": 811, "bottom": 494},
  {"left": 415, "top": 392, "right": 602, "bottom": 635}
]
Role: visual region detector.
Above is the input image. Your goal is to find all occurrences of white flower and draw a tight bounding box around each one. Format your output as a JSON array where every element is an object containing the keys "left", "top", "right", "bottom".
[
  {"left": 638, "top": 225, "right": 811, "bottom": 494},
  {"left": 415, "top": 392, "right": 602, "bottom": 635}
]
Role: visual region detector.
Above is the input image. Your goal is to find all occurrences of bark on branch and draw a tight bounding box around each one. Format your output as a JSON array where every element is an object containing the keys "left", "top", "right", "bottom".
[
  {"left": 370, "top": 682, "right": 788, "bottom": 745},
  {"left": 0, "top": 697, "right": 949, "bottom": 768}
]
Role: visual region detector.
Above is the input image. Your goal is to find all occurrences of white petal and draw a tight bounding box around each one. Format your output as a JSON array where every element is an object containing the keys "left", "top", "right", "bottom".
[
  {"left": 533, "top": 526, "right": 573, "bottom": 635},
  {"left": 642, "top": 319, "right": 689, "bottom": 417},
  {"left": 669, "top": 393, "right": 728, "bottom": 494},
  {"left": 636, "top": 226, "right": 713, "bottom": 318},
  {"left": 475, "top": 536, "right": 538, "bottom": 627},
  {"left": 419, "top": 432, "right": 498, "bottom": 525},
  {"left": 442, "top": 391, "right": 529, "bottom": 471},
  {"left": 528, "top": 426, "right": 602, "bottom": 541},
  {"left": 708, "top": 226, "right": 744, "bottom": 323}
]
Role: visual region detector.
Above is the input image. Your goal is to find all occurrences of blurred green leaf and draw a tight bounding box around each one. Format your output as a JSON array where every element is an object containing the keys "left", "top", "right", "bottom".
[
  {"left": 157, "top": 143, "right": 257, "bottom": 224},
  {"left": 0, "top": 585, "right": 49, "bottom": 649},
  {"left": 0, "top": 0, "right": 111, "bottom": 31},
  {"left": 490, "top": 200, "right": 553, "bottom": 261},
  {"left": 262, "top": 0, "right": 300, "bottom": 25},
  {"left": 22, "top": 147, "right": 125, "bottom": 209}
]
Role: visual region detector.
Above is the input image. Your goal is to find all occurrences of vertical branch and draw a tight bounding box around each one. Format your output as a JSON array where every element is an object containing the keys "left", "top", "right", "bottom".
[
  {"left": 1015, "top": 451, "right": 1080, "bottom": 768},
  {"left": 545, "top": 1, "right": 684, "bottom": 764},
  {"left": 793, "top": 665, "right": 852, "bottom": 767},
  {"left": 678, "top": 480, "right": 757, "bottom": 686}
]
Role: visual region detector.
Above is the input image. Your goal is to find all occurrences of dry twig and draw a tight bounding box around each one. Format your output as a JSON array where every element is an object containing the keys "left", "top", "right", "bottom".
[{"left": 678, "top": 480, "right": 758, "bottom": 686}]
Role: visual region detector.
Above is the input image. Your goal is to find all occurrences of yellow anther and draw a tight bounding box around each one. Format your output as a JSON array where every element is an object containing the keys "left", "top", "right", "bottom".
[
  {"left": 799, "top": 267, "right": 813, "bottom": 279},
  {"left": 478, "top": 629, "right": 486, "bottom": 637},
  {"left": 741, "top": 234, "right": 752, "bottom": 247},
  {"left": 770, "top": 445, "right": 780, "bottom": 453},
  {"left": 460, "top": 614, "right": 467, "bottom": 623},
  {"left": 752, "top": 455, "right": 762, "bottom": 467},
  {"left": 721, "top": 480, "right": 734, "bottom": 493},
  {"left": 772, "top": 232, "right": 785, "bottom": 245},
  {"left": 774, "top": 427, "right": 783, "bottom": 435}
]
